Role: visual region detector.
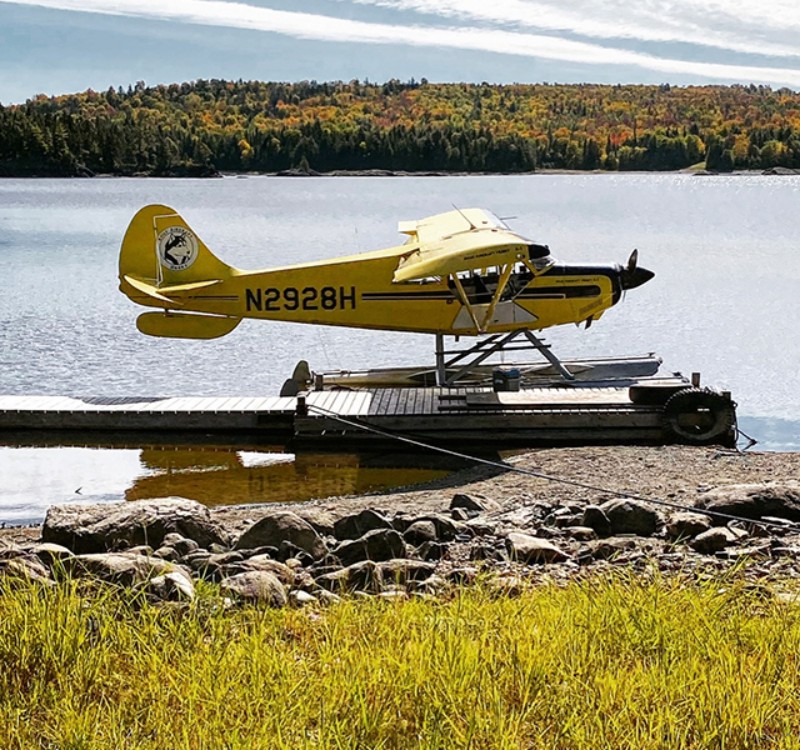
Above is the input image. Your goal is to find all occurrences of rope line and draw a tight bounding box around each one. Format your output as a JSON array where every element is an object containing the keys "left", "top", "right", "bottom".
[{"left": 305, "top": 403, "right": 787, "bottom": 532}]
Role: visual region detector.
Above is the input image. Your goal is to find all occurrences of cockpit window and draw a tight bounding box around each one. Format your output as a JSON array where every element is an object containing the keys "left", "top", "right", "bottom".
[{"left": 528, "top": 243, "right": 551, "bottom": 259}]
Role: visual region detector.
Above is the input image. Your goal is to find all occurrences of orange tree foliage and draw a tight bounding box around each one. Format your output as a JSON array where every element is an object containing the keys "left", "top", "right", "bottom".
[{"left": 1, "top": 79, "right": 800, "bottom": 176}]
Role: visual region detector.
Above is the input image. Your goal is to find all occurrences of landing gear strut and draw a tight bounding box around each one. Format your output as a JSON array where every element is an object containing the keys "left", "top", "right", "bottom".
[{"left": 434, "top": 330, "right": 574, "bottom": 387}]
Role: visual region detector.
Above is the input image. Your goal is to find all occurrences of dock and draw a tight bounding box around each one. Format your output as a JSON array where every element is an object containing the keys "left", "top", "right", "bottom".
[{"left": 0, "top": 365, "right": 738, "bottom": 450}]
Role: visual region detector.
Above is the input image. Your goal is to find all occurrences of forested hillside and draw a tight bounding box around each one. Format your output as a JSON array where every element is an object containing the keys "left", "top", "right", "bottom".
[{"left": 1, "top": 79, "right": 799, "bottom": 176}]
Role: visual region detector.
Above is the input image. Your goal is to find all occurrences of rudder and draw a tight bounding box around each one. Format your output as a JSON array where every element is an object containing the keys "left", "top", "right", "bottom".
[{"left": 118, "top": 204, "right": 234, "bottom": 289}]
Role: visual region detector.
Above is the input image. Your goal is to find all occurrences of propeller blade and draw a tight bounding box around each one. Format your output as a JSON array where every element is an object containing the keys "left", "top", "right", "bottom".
[{"left": 627, "top": 248, "right": 639, "bottom": 273}]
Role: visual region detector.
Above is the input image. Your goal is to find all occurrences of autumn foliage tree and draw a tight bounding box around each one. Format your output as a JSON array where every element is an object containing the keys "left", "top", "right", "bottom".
[{"left": 1, "top": 79, "right": 799, "bottom": 176}]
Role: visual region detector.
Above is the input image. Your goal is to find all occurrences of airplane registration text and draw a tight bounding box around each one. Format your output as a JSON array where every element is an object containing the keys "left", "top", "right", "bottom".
[{"left": 245, "top": 286, "right": 357, "bottom": 313}]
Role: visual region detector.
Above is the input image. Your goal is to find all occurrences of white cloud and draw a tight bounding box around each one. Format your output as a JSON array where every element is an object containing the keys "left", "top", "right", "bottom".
[
  {"left": 351, "top": 0, "right": 800, "bottom": 60},
  {"left": 3, "top": 0, "right": 800, "bottom": 87}
]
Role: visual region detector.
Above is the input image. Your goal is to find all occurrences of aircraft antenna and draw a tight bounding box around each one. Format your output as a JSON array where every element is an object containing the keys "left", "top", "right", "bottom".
[{"left": 451, "top": 203, "right": 478, "bottom": 231}]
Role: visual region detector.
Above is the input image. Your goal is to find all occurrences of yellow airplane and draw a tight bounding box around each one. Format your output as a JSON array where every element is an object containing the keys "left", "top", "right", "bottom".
[{"left": 119, "top": 204, "right": 653, "bottom": 382}]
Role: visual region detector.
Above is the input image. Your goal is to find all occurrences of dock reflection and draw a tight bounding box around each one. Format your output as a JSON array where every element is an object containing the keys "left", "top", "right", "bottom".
[{"left": 0, "top": 437, "right": 474, "bottom": 523}]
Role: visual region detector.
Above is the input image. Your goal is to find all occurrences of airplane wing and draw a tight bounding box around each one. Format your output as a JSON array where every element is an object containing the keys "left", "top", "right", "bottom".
[
  {"left": 394, "top": 208, "right": 531, "bottom": 282},
  {"left": 397, "top": 208, "right": 508, "bottom": 245}
]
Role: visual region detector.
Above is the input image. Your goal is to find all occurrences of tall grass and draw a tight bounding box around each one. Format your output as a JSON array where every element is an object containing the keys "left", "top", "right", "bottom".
[{"left": 2, "top": 573, "right": 800, "bottom": 749}]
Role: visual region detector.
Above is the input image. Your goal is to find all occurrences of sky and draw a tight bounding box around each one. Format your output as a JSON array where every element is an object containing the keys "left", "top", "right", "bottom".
[{"left": 1, "top": 0, "right": 799, "bottom": 104}]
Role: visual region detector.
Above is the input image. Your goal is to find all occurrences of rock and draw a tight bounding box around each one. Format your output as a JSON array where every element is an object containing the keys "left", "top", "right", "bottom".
[
  {"left": 220, "top": 571, "right": 287, "bottom": 607},
  {"left": 450, "top": 508, "right": 471, "bottom": 522},
  {"left": 377, "top": 559, "right": 436, "bottom": 585},
  {"left": 403, "top": 520, "right": 438, "bottom": 546},
  {"left": 161, "top": 533, "right": 199, "bottom": 558},
  {"left": 564, "top": 526, "right": 597, "bottom": 542},
  {"left": 0, "top": 556, "right": 52, "bottom": 584},
  {"left": 288, "top": 589, "right": 318, "bottom": 608},
  {"left": 68, "top": 553, "right": 174, "bottom": 586},
  {"left": 690, "top": 528, "right": 739, "bottom": 554},
  {"left": 450, "top": 493, "right": 499, "bottom": 513},
  {"left": 314, "top": 589, "right": 343, "bottom": 606},
  {"left": 143, "top": 571, "right": 195, "bottom": 602},
  {"left": 416, "top": 541, "right": 448, "bottom": 561},
  {"left": 293, "top": 509, "right": 336, "bottom": 537},
  {"left": 230, "top": 556, "right": 296, "bottom": 585},
  {"left": 316, "top": 560, "right": 383, "bottom": 593},
  {"left": 665, "top": 512, "right": 713, "bottom": 541},
  {"left": 446, "top": 567, "right": 478, "bottom": 585},
  {"left": 582, "top": 505, "right": 611, "bottom": 536},
  {"left": 333, "top": 509, "right": 393, "bottom": 541},
  {"left": 695, "top": 483, "right": 800, "bottom": 523},
  {"left": 0, "top": 543, "right": 23, "bottom": 560},
  {"left": 27, "top": 542, "right": 74, "bottom": 567},
  {"left": 42, "top": 498, "right": 227, "bottom": 554},
  {"left": 506, "top": 532, "right": 569, "bottom": 564},
  {"left": 234, "top": 511, "right": 327, "bottom": 559},
  {"left": 581, "top": 537, "right": 637, "bottom": 562},
  {"left": 153, "top": 546, "right": 181, "bottom": 562},
  {"left": 599, "top": 499, "right": 659, "bottom": 536},
  {"left": 332, "top": 529, "right": 406, "bottom": 566}
]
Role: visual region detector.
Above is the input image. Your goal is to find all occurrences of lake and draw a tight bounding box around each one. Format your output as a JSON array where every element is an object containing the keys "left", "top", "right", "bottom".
[{"left": 1, "top": 174, "right": 798, "bottom": 523}]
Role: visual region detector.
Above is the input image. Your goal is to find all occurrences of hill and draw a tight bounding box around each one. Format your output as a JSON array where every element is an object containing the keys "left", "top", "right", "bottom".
[{"left": 1, "top": 79, "right": 799, "bottom": 176}]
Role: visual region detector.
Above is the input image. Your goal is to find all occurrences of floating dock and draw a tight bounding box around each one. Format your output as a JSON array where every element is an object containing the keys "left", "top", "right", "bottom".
[{"left": 0, "top": 359, "right": 738, "bottom": 450}]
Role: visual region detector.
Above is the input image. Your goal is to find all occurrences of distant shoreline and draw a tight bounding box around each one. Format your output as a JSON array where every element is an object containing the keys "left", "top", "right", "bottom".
[{"left": 2, "top": 166, "right": 799, "bottom": 179}]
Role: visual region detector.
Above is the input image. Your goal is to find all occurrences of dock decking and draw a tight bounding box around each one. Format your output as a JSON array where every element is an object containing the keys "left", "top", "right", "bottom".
[{"left": 0, "top": 372, "right": 736, "bottom": 450}]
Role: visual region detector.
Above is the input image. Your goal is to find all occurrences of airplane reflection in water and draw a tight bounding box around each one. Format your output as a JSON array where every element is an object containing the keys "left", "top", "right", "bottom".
[
  {"left": 0, "top": 444, "right": 471, "bottom": 523},
  {"left": 127, "top": 447, "right": 466, "bottom": 506}
]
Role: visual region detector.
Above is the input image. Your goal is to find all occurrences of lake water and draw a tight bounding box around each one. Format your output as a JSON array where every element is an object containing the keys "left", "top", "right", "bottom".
[{"left": 1, "top": 175, "right": 798, "bottom": 523}]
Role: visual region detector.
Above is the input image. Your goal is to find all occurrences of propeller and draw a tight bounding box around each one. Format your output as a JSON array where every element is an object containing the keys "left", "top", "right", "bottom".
[{"left": 620, "top": 249, "right": 654, "bottom": 291}]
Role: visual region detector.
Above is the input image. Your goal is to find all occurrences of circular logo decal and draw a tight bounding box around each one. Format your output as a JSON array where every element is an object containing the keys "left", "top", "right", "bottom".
[{"left": 157, "top": 226, "right": 198, "bottom": 271}]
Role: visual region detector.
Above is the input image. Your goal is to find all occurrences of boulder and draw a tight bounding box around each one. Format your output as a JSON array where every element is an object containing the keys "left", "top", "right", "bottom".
[
  {"left": 27, "top": 542, "right": 74, "bottom": 567},
  {"left": 0, "top": 556, "right": 52, "bottom": 584},
  {"left": 377, "top": 559, "right": 436, "bottom": 585},
  {"left": 665, "top": 512, "right": 713, "bottom": 541},
  {"left": 332, "top": 529, "right": 407, "bottom": 566},
  {"left": 599, "top": 499, "right": 659, "bottom": 536},
  {"left": 695, "top": 483, "right": 800, "bottom": 523},
  {"left": 316, "top": 560, "right": 383, "bottom": 593},
  {"left": 506, "top": 532, "right": 569, "bottom": 564},
  {"left": 68, "top": 553, "right": 174, "bottom": 586},
  {"left": 403, "top": 520, "right": 438, "bottom": 546},
  {"left": 288, "top": 589, "right": 318, "bottom": 608},
  {"left": 690, "top": 528, "right": 739, "bottom": 554},
  {"left": 333, "top": 509, "right": 393, "bottom": 541},
  {"left": 293, "top": 509, "right": 336, "bottom": 537},
  {"left": 234, "top": 511, "right": 327, "bottom": 559},
  {"left": 143, "top": 571, "right": 195, "bottom": 602},
  {"left": 450, "top": 493, "right": 499, "bottom": 514},
  {"left": 228, "top": 556, "right": 296, "bottom": 585},
  {"left": 220, "top": 571, "right": 287, "bottom": 607},
  {"left": 42, "top": 498, "right": 227, "bottom": 554},
  {"left": 582, "top": 505, "right": 611, "bottom": 536}
]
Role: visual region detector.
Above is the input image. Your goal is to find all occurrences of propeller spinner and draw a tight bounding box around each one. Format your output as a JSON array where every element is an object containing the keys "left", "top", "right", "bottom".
[{"left": 620, "top": 248, "right": 654, "bottom": 290}]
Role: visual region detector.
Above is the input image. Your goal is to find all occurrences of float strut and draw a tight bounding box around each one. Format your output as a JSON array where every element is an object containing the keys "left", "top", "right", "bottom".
[{"left": 522, "top": 330, "right": 574, "bottom": 381}]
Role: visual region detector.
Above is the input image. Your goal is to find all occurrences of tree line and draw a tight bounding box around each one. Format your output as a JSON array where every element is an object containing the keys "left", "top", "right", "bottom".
[{"left": 1, "top": 79, "right": 799, "bottom": 176}]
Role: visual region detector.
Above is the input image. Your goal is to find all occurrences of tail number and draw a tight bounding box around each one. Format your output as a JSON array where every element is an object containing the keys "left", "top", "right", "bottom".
[{"left": 246, "top": 286, "right": 357, "bottom": 312}]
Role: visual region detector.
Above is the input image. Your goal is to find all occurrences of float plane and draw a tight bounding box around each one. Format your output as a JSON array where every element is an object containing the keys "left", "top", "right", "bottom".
[{"left": 118, "top": 205, "right": 654, "bottom": 384}]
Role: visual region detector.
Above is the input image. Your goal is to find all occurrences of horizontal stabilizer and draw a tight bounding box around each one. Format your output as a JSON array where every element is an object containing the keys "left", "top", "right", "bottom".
[
  {"left": 123, "top": 275, "right": 178, "bottom": 305},
  {"left": 136, "top": 312, "right": 241, "bottom": 339}
]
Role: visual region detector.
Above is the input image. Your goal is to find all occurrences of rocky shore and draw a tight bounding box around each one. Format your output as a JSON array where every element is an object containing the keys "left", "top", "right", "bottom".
[{"left": 2, "top": 446, "right": 799, "bottom": 605}]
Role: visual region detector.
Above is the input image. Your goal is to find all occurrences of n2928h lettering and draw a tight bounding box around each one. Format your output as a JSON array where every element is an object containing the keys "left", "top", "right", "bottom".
[{"left": 245, "top": 286, "right": 357, "bottom": 312}]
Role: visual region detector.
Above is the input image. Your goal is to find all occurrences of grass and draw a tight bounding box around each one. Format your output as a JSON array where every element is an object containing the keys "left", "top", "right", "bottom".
[{"left": 2, "top": 572, "right": 800, "bottom": 749}]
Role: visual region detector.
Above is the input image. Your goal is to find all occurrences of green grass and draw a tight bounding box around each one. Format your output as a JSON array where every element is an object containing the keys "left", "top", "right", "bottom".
[{"left": 2, "top": 572, "right": 800, "bottom": 749}]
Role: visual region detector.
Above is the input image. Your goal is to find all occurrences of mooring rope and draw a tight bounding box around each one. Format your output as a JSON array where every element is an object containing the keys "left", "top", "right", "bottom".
[{"left": 305, "top": 403, "right": 788, "bottom": 532}]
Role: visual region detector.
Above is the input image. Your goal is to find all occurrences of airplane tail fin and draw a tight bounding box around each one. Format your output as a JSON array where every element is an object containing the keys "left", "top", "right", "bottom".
[{"left": 118, "top": 204, "right": 242, "bottom": 339}]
